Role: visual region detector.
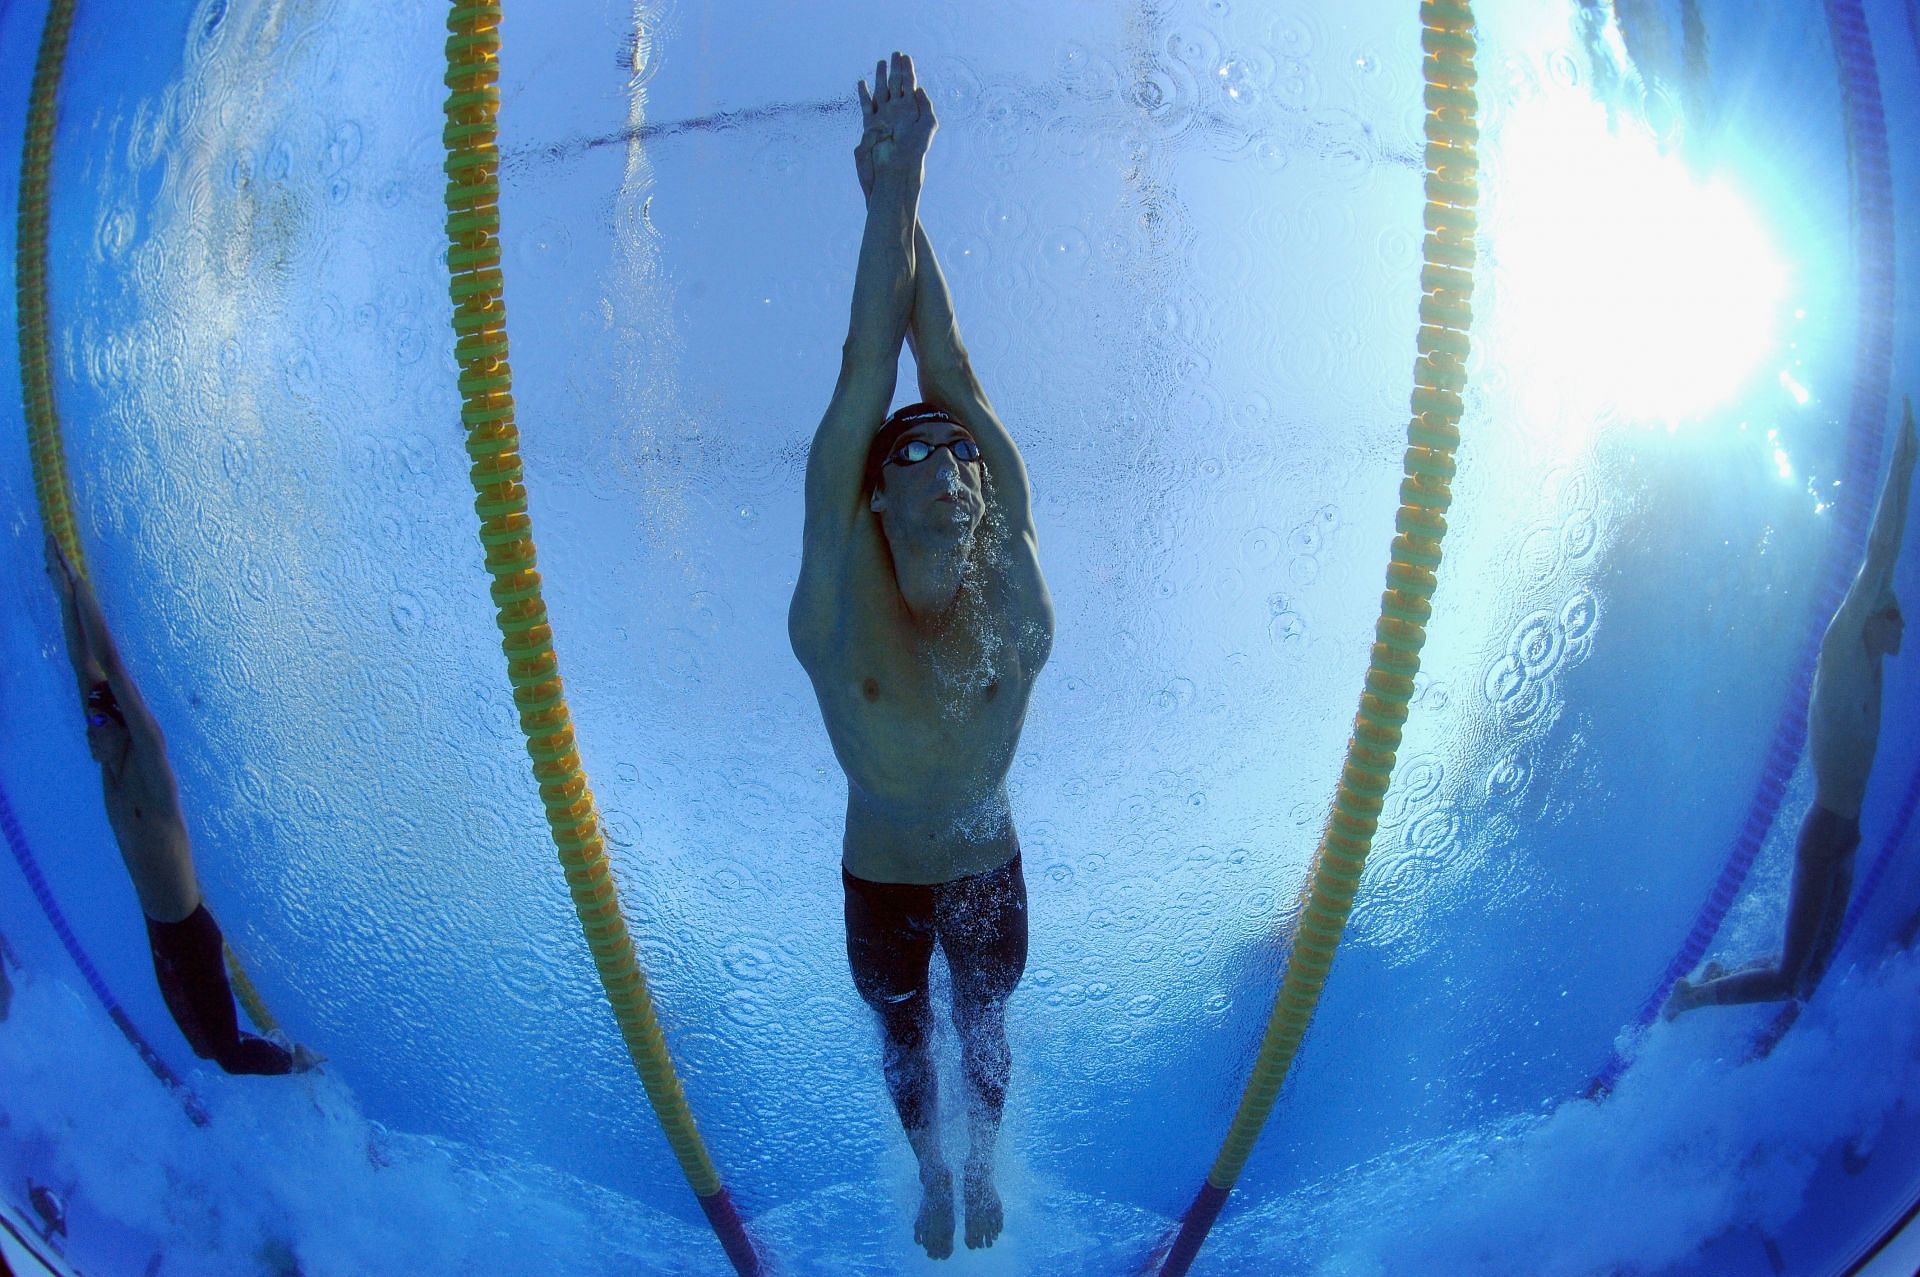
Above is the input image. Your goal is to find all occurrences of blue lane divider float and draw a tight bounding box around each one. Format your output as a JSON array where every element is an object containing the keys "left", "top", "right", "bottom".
[
  {"left": 1585, "top": 0, "right": 1897, "bottom": 1098},
  {"left": 0, "top": 776, "right": 209, "bottom": 1126}
]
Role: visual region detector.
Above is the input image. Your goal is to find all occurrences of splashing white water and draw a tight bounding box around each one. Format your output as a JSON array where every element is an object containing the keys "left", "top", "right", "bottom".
[{"left": 0, "top": 971, "right": 714, "bottom": 1276}]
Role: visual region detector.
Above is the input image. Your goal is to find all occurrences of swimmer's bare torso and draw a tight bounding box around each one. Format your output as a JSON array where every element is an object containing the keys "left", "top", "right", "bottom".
[
  {"left": 1809, "top": 605, "right": 1885, "bottom": 820},
  {"left": 47, "top": 537, "right": 199, "bottom": 924},
  {"left": 798, "top": 497, "right": 1051, "bottom": 884},
  {"left": 97, "top": 733, "right": 199, "bottom": 924},
  {"left": 1810, "top": 401, "right": 1914, "bottom": 821}
]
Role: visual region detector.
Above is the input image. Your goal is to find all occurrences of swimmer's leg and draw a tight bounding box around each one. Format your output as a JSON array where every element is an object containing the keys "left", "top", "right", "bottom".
[
  {"left": 1669, "top": 807, "right": 1858, "bottom": 1016},
  {"left": 937, "top": 857, "right": 1028, "bottom": 1250},
  {"left": 843, "top": 871, "right": 951, "bottom": 1259},
  {"left": 147, "top": 905, "right": 293, "bottom": 1075},
  {"left": 1896, "top": 903, "right": 1920, "bottom": 951},
  {"left": 1775, "top": 816, "right": 1856, "bottom": 994},
  {"left": 0, "top": 928, "right": 16, "bottom": 1021}
]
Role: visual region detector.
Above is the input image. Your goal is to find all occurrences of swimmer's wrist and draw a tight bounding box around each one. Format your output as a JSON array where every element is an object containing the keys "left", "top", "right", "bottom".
[{"left": 868, "top": 158, "right": 922, "bottom": 193}]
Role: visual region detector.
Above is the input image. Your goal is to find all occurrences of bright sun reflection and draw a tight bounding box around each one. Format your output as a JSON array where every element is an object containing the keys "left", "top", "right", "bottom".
[{"left": 1494, "top": 96, "right": 1790, "bottom": 429}]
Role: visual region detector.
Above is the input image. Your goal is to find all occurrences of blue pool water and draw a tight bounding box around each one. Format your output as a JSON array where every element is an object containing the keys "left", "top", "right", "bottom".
[{"left": 2, "top": 0, "right": 1918, "bottom": 1273}]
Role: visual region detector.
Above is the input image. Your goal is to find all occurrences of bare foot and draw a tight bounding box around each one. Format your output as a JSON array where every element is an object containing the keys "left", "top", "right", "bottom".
[
  {"left": 1663, "top": 978, "right": 1695, "bottom": 1021},
  {"left": 963, "top": 1162, "right": 1003, "bottom": 1250},
  {"left": 915, "top": 1168, "right": 954, "bottom": 1260}
]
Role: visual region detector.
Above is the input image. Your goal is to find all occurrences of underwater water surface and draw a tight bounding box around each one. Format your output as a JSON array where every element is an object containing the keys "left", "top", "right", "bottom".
[{"left": 2, "top": 0, "right": 1919, "bottom": 1273}]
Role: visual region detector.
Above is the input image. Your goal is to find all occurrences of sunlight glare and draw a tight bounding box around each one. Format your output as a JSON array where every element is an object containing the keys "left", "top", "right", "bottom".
[{"left": 1492, "top": 97, "right": 1789, "bottom": 428}]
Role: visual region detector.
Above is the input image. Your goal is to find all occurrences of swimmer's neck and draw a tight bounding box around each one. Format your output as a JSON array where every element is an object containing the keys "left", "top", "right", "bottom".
[{"left": 890, "top": 539, "right": 976, "bottom": 630}]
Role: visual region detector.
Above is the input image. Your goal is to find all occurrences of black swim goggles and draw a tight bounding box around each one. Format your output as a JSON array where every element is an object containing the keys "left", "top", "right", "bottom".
[
  {"left": 885, "top": 436, "right": 982, "bottom": 467},
  {"left": 84, "top": 681, "right": 126, "bottom": 730}
]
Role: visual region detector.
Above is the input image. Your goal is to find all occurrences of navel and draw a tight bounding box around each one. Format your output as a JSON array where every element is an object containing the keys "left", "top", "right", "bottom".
[
  {"left": 984, "top": 679, "right": 999, "bottom": 701},
  {"left": 863, "top": 677, "right": 880, "bottom": 702}
]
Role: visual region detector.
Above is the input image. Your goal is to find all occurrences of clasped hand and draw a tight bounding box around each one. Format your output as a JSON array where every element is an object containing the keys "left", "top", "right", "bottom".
[{"left": 855, "top": 51, "right": 937, "bottom": 199}]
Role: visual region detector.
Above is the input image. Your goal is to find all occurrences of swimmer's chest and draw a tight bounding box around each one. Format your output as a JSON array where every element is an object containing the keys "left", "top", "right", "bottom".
[
  {"left": 822, "top": 593, "right": 1036, "bottom": 769},
  {"left": 101, "top": 766, "right": 190, "bottom": 865},
  {"left": 1811, "top": 645, "right": 1884, "bottom": 752},
  {"left": 850, "top": 612, "right": 1026, "bottom": 720}
]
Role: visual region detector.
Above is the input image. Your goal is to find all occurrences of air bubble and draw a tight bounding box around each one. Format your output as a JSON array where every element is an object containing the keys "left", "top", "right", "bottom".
[
  {"left": 1487, "top": 753, "right": 1531, "bottom": 801},
  {"left": 388, "top": 590, "right": 425, "bottom": 637},
  {"left": 1560, "top": 589, "right": 1599, "bottom": 642},
  {"left": 1041, "top": 227, "right": 1091, "bottom": 274},
  {"left": 1268, "top": 610, "right": 1307, "bottom": 651},
  {"left": 1511, "top": 612, "right": 1564, "bottom": 677}
]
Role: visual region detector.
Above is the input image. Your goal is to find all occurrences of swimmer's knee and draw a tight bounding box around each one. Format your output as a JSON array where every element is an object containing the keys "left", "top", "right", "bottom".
[
  {"left": 950, "top": 993, "right": 1011, "bottom": 1035},
  {"left": 873, "top": 994, "right": 932, "bottom": 1049},
  {"left": 865, "top": 986, "right": 927, "bottom": 1023}
]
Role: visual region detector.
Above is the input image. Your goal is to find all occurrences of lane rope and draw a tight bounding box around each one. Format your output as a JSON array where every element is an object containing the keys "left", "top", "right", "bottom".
[
  {"left": 1147, "top": 4, "right": 1481, "bottom": 1272},
  {"left": 0, "top": 777, "right": 210, "bottom": 1127},
  {"left": 1584, "top": 0, "right": 1897, "bottom": 1097},
  {"left": 438, "top": 5, "right": 760, "bottom": 1271},
  {"left": 14, "top": 0, "right": 279, "bottom": 1040},
  {"left": 16, "top": 0, "right": 83, "bottom": 577}
]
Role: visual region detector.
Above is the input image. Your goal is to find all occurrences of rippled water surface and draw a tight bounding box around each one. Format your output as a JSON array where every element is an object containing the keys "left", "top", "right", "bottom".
[{"left": 2, "top": 0, "right": 1918, "bottom": 1273}]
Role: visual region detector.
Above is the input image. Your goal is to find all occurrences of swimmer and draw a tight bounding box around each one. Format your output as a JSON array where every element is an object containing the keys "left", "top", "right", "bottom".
[
  {"left": 46, "top": 535, "right": 318, "bottom": 1074},
  {"left": 1667, "top": 397, "right": 1915, "bottom": 1018},
  {"left": 788, "top": 53, "right": 1053, "bottom": 1259}
]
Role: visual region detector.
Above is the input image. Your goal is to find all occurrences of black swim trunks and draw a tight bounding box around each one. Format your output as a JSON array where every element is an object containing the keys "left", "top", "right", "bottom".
[
  {"left": 147, "top": 904, "right": 293, "bottom": 1075},
  {"left": 843, "top": 853, "right": 1028, "bottom": 1131}
]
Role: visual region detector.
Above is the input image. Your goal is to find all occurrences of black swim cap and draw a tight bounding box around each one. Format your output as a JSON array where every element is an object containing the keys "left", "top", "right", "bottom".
[{"left": 863, "top": 402, "right": 972, "bottom": 497}]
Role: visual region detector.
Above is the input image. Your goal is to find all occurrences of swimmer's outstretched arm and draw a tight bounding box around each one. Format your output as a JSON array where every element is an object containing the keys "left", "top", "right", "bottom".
[
  {"left": 806, "top": 53, "right": 928, "bottom": 514},
  {"left": 1816, "top": 397, "right": 1913, "bottom": 665},
  {"left": 46, "top": 537, "right": 156, "bottom": 727},
  {"left": 46, "top": 534, "right": 103, "bottom": 695},
  {"left": 794, "top": 55, "right": 933, "bottom": 630},
  {"left": 45, "top": 536, "right": 175, "bottom": 782},
  {"left": 904, "top": 224, "right": 1038, "bottom": 548},
  {"left": 1854, "top": 396, "right": 1917, "bottom": 598},
  {"left": 850, "top": 69, "right": 1036, "bottom": 548},
  {"left": 1832, "top": 397, "right": 1916, "bottom": 627}
]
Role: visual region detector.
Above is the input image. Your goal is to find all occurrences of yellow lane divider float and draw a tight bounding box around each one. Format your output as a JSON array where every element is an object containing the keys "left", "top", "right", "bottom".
[
  {"left": 17, "top": 0, "right": 84, "bottom": 574},
  {"left": 16, "top": 0, "right": 279, "bottom": 1040},
  {"left": 1151, "top": 4, "right": 1482, "bottom": 1273},
  {"left": 439, "top": 5, "right": 761, "bottom": 1271}
]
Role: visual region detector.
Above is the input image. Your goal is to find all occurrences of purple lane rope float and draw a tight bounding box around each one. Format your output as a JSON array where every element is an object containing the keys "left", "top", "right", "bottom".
[{"left": 0, "top": 779, "right": 210, "bottom": 1127}]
